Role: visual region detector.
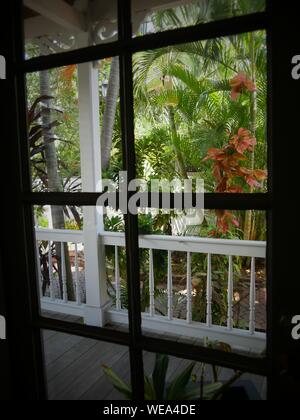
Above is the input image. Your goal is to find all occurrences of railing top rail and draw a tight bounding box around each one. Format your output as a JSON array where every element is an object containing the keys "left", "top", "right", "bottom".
[
  {"left": 102, "top": 231, "right": 266, "bottom": 258},
  {"left": 35, "top": 228, "right": 266, "bottom": 258},
  {"left": 35, "top": 228, "right": 84, "bottom": 243}
]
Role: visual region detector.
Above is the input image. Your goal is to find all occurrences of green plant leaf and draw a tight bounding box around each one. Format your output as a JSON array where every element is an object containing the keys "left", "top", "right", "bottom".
[
  {"left": 202, "top": 382, "right": 224, "bottom": 400},
  {"left": 180, "top": 386, "right": 200, "bottom": 400},
  {"left": 102, "top": 365, "right": 132, "bottom": 399},
  {"left": 144, "top": 375, "right": 156, "bottom": 400},
  {"left": 180, "top": 382, "right": 223, "bottom": 401},
  {"left": 152, "top": 354, "right": 169, "bottom": 399},
  {"left": 166, "top": 362, "right": 195, "bottom": 400}
]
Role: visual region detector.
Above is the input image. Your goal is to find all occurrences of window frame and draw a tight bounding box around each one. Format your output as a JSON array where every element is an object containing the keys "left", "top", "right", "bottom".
[{"left": 6, "top": 0, "right": 285, "bottom": 400}]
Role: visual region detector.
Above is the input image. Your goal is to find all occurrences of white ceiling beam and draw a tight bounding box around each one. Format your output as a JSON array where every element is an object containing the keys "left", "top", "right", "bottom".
[
  {"left": 133, "top": 0, "right": 194, "bottom": 14},
  {"left": 24, "top": 16, "right": 73, "bottom": 39},
  {"left": 24, "top": 0, "right": 86, "bottom": 33},
  {"left": 88, "top": 0, "right": 193, "bottom": 23}
]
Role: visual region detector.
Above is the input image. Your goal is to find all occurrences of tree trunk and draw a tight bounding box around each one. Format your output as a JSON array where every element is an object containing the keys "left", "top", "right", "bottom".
[
  {"left": 101, "top": 56, "right": 120, "bottom": 171},
  {"left": 244, "top": 33, "right": 257, "bottom": 241},
  {"left": 39, "top": 69, "right": 75, "bottom": 301}
]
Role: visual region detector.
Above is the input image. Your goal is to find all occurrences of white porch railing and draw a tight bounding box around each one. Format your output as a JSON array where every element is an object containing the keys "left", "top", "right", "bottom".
[
  {"left": 35, "top": 228, "right": 267, "bottom": 353},
  {"left": 36, "top": 228, "right": 85, "bottom": 318},
  {"left": 103, "top": 232, "right": 266, "bottom": 353}
]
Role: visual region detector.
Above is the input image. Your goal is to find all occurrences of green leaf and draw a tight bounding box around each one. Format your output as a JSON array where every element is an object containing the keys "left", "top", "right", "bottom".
[
  {"left": 181, "top": 382, "right": 223, "bottom": 401},
  {"left": 180, "top": 386, "right": 200, "bottom": 400},
  {"left": 166, "top": 362, "right": 195, "bottom": 400},
  {"left": 152, "top": 354, "right": 169, "bottom": 399},
  {"left": 144, "top": 375, "right": 156, "bottom": 400},
  {"left": 202, "top": 383, "right": 223, "bottom": 400},
  {"left": 102, "top": 365, "right": 132, "bottom": 399}
]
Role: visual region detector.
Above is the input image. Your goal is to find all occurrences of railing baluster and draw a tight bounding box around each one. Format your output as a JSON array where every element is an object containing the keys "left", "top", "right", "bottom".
[
  {"left": 249, "top": 257, "right": 256, "bottom": 335},
  {"left": 167, "top": 250, "right": 173, "bottom": 321},
  {"left": 36, "top": 241, "right": 43, "bottom": 298},
  {"left": 186, "top": 252, "right": 192, "bottom": 324},
  {"left": 115, "top": 246, "right": 121, "bottom": 311},
  {"left": 61, "top": 242, "right": 68, "bottom": 303},
  {"left": 206, "top": 253, "right": 212, "bottom": 327},
  {"left": 149, "top": 249, "right": 155, "bottom": 317},
  {"left": 227, "top": 255, "right": 234, "bottom": 330},
  {"left": 74, "top": 243, "right": 81, "bottom": 305},
  {"left": 48, "top": 241, "right": 55, "bottom": 300}
]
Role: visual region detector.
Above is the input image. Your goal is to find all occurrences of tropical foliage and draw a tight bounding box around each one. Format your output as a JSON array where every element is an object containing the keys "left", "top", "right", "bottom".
[{"left": 28, "top": 0, "right": 267, "bottom": 324}]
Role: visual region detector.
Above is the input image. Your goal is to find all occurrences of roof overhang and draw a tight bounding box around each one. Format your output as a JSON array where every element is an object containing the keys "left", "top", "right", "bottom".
[{"left": 24, "top": 0, "right": 193, "bottom": 40}]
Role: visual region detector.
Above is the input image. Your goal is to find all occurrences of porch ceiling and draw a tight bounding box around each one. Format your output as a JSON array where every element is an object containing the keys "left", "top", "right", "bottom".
[
  {"left": 24, "top": 0, "right": 194, "bottom": 40},
  {"left": 24, "top": 0, "right": 77, "bottom": 19}
]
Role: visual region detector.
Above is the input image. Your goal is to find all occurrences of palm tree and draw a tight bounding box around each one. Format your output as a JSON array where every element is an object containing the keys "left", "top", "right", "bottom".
[
  {"left": 101, "top": 57, "right": 120, "bottom": 171},
  {"left": 133, "top": 27, "right": 266, "bottom": 238}
]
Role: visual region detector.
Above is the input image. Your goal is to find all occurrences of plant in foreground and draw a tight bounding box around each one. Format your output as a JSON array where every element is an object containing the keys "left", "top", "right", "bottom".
[{"left": 103, "top": 345, "right": 242, "bottom": 400}]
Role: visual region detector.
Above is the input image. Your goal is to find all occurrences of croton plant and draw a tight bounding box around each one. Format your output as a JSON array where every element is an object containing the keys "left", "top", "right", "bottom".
[{"left": 203, "top": 72, "right": 267, "bottom": 235}]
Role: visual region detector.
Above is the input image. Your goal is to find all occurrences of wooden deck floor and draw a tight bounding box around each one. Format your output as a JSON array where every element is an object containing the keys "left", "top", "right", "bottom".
[{"left": 42, "top": 312, "right": 267, "bottom": 400}]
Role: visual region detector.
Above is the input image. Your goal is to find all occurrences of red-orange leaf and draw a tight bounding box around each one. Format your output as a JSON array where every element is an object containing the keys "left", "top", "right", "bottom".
[
  {"left": 253, "top": 169, "right": 267, "bottom": 180},
  {"left": 230, "top": 128, "right": 257, "bottom": 154},
  {"left": 229, "top": 72, "right": 256, "bottom": 101},
  {"left": 61, "top": 64, "right": 76, "bottom": 83},
  {"left": 227, "top": 185, "right": 244, "bottom": 193}
]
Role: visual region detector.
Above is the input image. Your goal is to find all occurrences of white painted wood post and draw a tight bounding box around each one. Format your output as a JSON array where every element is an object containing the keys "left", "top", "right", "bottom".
[
  {"left": 74, "top": 243, "right": 81, "bottom": 305},
  {"left": 115, "top": 246, "right": 121, "bottom": 311},
  {"left": 206, "top": 253, "right": 212, "bottom": 328},
  {"left": 35, "top": 240, "right": 43, "bottom": 299},
  {"left": 186, "top": 252, "right": 192, "bottom": 324},
  {"left": 78, "top": 59, "right": 110, "bottom": 327},
  {"left": 167, "top": 250, "right": 173, "bottom": 321},
  {"left": 249, "top": 257, "right": 256, "bottom": 335},
  {"left": 227, "top": 255, "right": 234, "bottom": 330},
  {"left": 34, "top": 217, "right": 43, "bottom": 300},
  {"left": 149, "top": 249, "right": 155, "bottom": 317},
  {"left": 48, "top": 241, "right": 55, "bottom": 300},
  {"left": 61, "top": 242, "right": 68, "bottom": 303}
]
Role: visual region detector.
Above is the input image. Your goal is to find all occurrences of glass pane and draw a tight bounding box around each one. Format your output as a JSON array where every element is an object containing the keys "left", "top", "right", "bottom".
[
  {"left": 98, "top": 209, "right": 266, "bottom": 342},
  {"left": 26, "top": 57, "right": 120, "bottom": 193},
  {"left": 141, "top": 351, "right": 266, "bottom": 400},
  {"left": 34, "top": 204, "right": 128, "bottom": 332},
  {"left": 34, "top": 204, "right": 83, "bottom": 230},
  {"left": 134, "top": 209, "right": 266, "bottom": 356},
  {"left": 133, "top": 31, "right": 268, "bottom": 194},
  {"left": 134, "top": 0, "right": 266, "bottom": 37},
  {"left": 24, "top": 0, "right": 118, "bottom": 59},
  {"left": 42, "top": 330, "right": 129, "bottom": 400},
  {"left": 100, "top": 210, "right": 132, "bottom": 331},
  {"left": 34, "top": 201, "right": 85, "bottom": 314}
]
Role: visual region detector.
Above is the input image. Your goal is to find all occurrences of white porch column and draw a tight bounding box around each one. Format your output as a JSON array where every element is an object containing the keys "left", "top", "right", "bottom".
[{"left": 78, "top": 60, "right": 110, "bottom": 327}]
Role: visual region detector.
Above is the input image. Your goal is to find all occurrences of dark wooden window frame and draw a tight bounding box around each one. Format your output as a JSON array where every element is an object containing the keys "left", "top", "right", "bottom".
[{"left": 4, "top": 0, "right": 300, "bottom": 400}]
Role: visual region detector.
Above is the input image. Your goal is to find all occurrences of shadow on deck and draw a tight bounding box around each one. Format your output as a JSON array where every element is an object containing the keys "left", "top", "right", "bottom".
[{"left": 42, "top": 312, "right": 267, "bottom": 400}]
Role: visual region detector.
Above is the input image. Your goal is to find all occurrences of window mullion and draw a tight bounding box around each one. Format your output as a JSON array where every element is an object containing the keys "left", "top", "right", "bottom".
[{"left": 118, "top": 0, "right": 145, "bottom": 401}]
